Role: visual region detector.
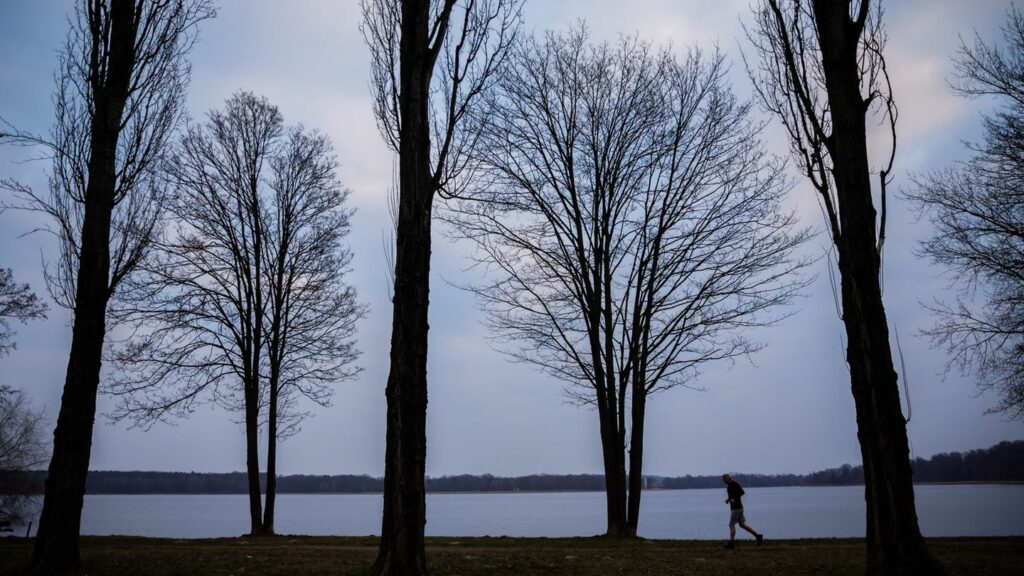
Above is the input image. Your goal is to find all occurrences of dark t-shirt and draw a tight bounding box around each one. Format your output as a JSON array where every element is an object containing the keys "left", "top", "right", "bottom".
[{"left": 726, "top": 480, "right": 745, "bottom": 510}]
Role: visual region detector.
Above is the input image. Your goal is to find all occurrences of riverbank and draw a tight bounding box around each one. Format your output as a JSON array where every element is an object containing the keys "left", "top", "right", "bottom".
[{"left": 1, "top": 536, "right": 1021, "bottom": 575}]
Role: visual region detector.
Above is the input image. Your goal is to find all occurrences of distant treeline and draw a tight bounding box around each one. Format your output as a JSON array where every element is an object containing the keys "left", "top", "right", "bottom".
[{"left": 17, "top": 441, "right": 1023, "bottom": 495}]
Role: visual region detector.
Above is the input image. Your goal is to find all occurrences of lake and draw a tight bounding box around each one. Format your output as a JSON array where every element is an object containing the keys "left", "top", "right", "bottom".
[{"left": 14, "top": 484, "right": 1024, "bottom": 539}]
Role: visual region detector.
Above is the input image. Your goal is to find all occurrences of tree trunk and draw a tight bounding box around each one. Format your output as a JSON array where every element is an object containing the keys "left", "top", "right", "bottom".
[
  {"left": 244, "top": 376, "right": 265, "bottom": 536},
  {"left": 371, "top": 1, "right": 433, "bottom": 574},
  {"left": 610, "top": 417, "right": 627, "bottom": 537},
  {"left": 604, "top": 272, "right": 628, "bottom": 537},
  {"left": 626, "top": 392, "right": 646, "bottom": 537},
  {"left": 30, "top": 1, "right": 137, "bottom": 571},
  {"left": 263, "top": 379, "right": 278, "bottom": 535},
  {"left": 372, "top": 143, "right": 433, "bottom": 575},
  {"left": 264, "top": 197, "right": 289, "bottom": 537},
  {"left": 812, "top": 2, "right": 943, "bottom": 574},
  {"left": 595, "top": 390, "right": 627, "bottom": 537},
  {"left": 245, "top": 136, "right": 266, "bottom": 537}
]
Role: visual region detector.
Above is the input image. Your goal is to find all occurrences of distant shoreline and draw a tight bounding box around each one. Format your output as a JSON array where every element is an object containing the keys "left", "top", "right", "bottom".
[
  {"left": 14, "top": 441, "right": 1021, "bottom": 495},
  {"left": 60, "top": 480, "right": 1023, "bottom": 496}
]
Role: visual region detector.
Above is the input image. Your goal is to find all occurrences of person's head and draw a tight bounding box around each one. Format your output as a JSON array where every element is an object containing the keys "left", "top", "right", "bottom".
[{"left": 722, "top": 473, "right": 732, "bottom": 485}]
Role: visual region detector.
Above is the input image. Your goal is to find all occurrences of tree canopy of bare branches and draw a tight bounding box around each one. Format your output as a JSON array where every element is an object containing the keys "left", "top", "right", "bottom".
[
  {"left": 745, "top": 1, "right": 943, "bottom": 574},
  {"left": 106, "top": 91, "right": 365, "bottom": 536},
  {"left": 0, "top": 1, "right": 213, "bottom": 570},
  {"left": 745, "top": 0, "right": 896, "bottom": 251},
  {"left": 447, "top": 28, "right": 810, "bottom": 537},
  {"left": 361, "top": 0, "right": 521, "bottom": 573},
  {"left": 2, "top": 0, "right": 211, "bottom": 312},
  {"left": 905, "top": 6, "right": 1024, "bottom": 421},
  {"left": 0, "top": 268, "right": 47, "bottom": 357}
]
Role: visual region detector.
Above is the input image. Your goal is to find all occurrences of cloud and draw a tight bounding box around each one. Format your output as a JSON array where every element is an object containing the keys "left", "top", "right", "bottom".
[{"left": 0, "top": 0, "right": 1020, "bottom": 479}]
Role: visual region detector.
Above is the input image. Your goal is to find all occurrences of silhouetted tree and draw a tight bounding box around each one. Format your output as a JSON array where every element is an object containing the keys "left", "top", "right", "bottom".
[
  {"left": 108, "top": 91, "right": 273, "bottom": 536},
  {"left": 107, "top": 92, "right": 363, "bottom": 536},
  {"left": 448, "top": 29, "right": 809, "bottom": 537},
  {"left": 0, "top": 0, "right": 212, "bottom": 570},
  {"left": 0, "top": 268, "right": 47, "bottom": 356},
  {"left": 745, "top": 1, "right": 943, "bottom": 574},
  {"left": 0, "top": 386, "right": 46, "bottom": 530},
  {"left": 261, "top": 123, "right": 366, "bottom": 535},
  {"left": 361, "top": 0, "right": 520, "bottom": 572},
  {"left": 905, "top": 6, "right": 1024, "bottom": 421}
]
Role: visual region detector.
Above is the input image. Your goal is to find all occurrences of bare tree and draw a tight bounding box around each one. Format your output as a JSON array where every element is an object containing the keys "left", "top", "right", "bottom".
[
  {"left": 109, "top": 91, "right": 274, "bottom": 536},
  {"left": 261, "top": 126, "right": 366, "bottom": 534},
  {"left": 0, "top": 1, "right": 212, "bottom": 570},
  {"left": 904, "top": 6, "right": 1024, "bottom": 421},
  {"left": 0, "top": 268, "right": 48, "bottom": 357},
  {"left": 745, "top": 1, "right": 943, "bottom": 574},
  {"left": 447, "top": 29, "right": 810, "bottom": 537},
  {"left": 361, "top": 0, "right": 520, "bottom": 572},
  {"left": 108, "top": 92, "right": 363, "bottom": 537},
  {"left": 0, "top": 386, "right": 46, "bottom": 531}
]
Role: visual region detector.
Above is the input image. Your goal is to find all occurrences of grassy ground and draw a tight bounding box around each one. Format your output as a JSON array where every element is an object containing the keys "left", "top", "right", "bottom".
[{"left": 1, "top": 536, "right": 1021, "bottom": 576}]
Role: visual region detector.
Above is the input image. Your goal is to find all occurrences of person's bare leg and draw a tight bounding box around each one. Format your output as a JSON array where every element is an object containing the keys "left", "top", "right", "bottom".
[
  {"left": 723, "top": 522, "right": 737, "bottom": 548},
  {"left": 740, "top": 521, "right": 764, "bottom": 545}
]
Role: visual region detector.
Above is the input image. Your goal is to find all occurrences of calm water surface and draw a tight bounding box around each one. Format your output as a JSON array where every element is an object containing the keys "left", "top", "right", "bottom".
[{"left": 37, "top": 484, "right": 1020, "bottom": 539}]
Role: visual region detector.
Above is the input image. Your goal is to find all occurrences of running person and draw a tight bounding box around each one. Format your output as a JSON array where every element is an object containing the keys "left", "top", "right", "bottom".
[{"left": 722, "top": 474, "right": 763, "bottom": 548}]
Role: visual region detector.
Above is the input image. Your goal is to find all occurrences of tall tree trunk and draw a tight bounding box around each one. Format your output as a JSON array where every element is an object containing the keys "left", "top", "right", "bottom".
[
  {"left": 595, "top": 390, "right": 627, "bottom": 537},
  {"left": 30, "top": 1, "right": 137, "bottom": 571},
  {"left": 608, "top": 415, "right": 627, "bottom": 537},
  {"left": 263, "top": 378, "right": 278, "bottom": 535},
  {"left": 264, "top": 204, "right": 289, "bottom": 537},
  {"left": 372, "top": 1, "right": 433, "bottom": 574},
  {"left": 812, "top": 2, "right": 943, "bottom": 574},
  {"left": 604, "top": 270, "right": 628, "bottom": 537},
  {"left": 244, "top": 148, "right": 266, "bottom": 537},
  {"left": 244, "top": 375, "right": 264, "bottom": 536},
  {"left": 626, "top": 392, "right": 647, "bottom": 537},
  {"left": 589, "top": 256, "right": 627, "bottom": 537},
  {"left": 373, "top": 143, "right": 433, "bottom": 574}
]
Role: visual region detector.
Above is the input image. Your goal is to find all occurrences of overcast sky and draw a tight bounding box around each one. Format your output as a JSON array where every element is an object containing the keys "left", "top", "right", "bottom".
[{"left": 0, "top": 0, "right": 1021, "bottom": 479}]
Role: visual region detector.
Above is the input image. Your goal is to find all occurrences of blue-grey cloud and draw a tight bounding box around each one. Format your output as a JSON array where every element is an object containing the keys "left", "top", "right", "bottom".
[{"left": 0, "top": 0, "right": 1020, "bottom": 479}]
